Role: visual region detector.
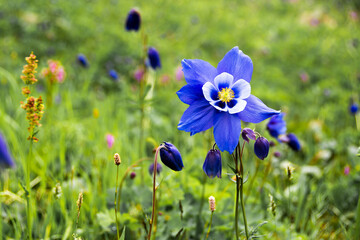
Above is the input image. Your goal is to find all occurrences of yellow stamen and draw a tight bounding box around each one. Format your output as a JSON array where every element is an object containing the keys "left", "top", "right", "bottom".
[{"left": 218, "top": 88, "right": 234, "bottom": 103}]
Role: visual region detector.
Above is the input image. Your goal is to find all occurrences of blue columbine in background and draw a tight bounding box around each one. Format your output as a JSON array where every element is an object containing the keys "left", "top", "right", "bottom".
[
  {"left": 266, "top": 113, "right": 287, "bottom": 139},
  {"left": 0, "top": 133, "right": 15, "bottom": 168},
  {"left": 254, "top": 137, "right": 270, "bottom": 160},
  {"left": 286, "top": 133, "right": 301, "bottom": 151},
  {"left": 149, "top": 162, "right": 162, "bottom": 175},
  {"left": 108, "top": 69, "right": 118, "bottom": 81},
  {"left": 77, "top": 54, "right": 88, "bottom": 68},
  {"left": 350, "top": 103, "right": 359, "bottom": 114},
  {"left": 203, "top": 148, "right": 222, "bottom": 178},
  {"left": 125, "top": 8, "right": 141, "bottom": 31},
  {"left": 159, "top": 142, "right": 183, "bottom": 171},
  {"left": 147, "top": 47, "right": 161, "bottom": 70},
  {"left": 177, "top": 46, "right": 279, "bottom": 153}
]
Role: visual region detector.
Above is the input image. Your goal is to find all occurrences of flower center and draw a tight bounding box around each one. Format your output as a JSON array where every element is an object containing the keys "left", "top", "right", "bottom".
[{"left": 218, "top": 88, "right": 234, "bottom": 103}]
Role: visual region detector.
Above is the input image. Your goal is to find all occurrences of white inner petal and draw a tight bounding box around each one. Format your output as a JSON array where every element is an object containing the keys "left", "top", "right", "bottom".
[
  {"left": 228, "top": 99, "right": 247, "bottom": 114},
  {"left": 214, "top": 72, "right": 234, "bottom": 90},
  {"left": 202, "top": 82, "right": 218, "bottom": 102},
  {"left": 231, "top": 79, "right": 251, "bottom": 99}
]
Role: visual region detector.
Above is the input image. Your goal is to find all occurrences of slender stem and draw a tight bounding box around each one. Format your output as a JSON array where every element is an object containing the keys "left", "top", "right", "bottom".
[
  {"left": 148, "top": 146, "right": 164, "bottom": 240},
  {"left": 139, "top": 26, "right": 148, "bottom": 186},
  {"left": 205, "top": 211, "right": 214, "bottom": 240},
  {"left": 239, "top": 141, "right": 249, "bottom": 240},
  {"left": 115, "top": 165, "right": 119, "bottom": 239},
  {"left": 235, "top": 174, "right": 240, "bottom": 240},
  {"left": 26, "top": 139, "right": 33, "bottom": 240},
  {"left": 239, "top": 169, "right": 249, "bottom": 239},
  {"left": 288, "top": 180, "right": 291, "bottom": 240}
]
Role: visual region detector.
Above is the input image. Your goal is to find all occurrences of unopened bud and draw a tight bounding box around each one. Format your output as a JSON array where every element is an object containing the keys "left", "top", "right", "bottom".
[
  {"left": 114, "top": 153, "right": 121, "bottom": 166},
  {"left": 208, "top": 196, "right": 216, "bottom": 212}
]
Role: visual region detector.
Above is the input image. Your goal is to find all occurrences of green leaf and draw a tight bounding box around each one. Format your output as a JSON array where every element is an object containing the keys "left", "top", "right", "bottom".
[{"left": 119, "top": 226, "right": 126, "bottom": 240}]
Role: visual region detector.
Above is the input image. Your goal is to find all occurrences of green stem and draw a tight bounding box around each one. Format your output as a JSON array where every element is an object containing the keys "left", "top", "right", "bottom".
[
  {"left": 148, "top": 146, "right": 164, "bottom": 240},
  {"left": 115, "top": 165, "right": 119, "bottom": 239},
  {"left": 288, "top": 180, "right": 291, "bottom": 240},
  {"left": 235, "top": 175, "right": 240, "bottom": 240},
  {"left": 239, "top": 149, "right": 249, "bottom": 240},
  {"left": 205, "top": 211, "right": 214, "bottom": 240},
  {"left": 26, "top": 139, "right": 33, "bottom": 240},
  {"left": 354, "top": 192, "right": 360, "bottom": 239}
]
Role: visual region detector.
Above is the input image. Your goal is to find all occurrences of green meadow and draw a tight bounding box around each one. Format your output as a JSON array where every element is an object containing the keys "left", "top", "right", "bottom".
[{"left": 0, "top": 0, "right": 359, "bottom": 239}]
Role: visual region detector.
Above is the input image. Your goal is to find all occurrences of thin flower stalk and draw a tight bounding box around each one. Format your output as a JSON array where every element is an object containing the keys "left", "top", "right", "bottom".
[
  {"left": 115, "top": 165, "right": 120, "bottom": 239},
  {"left": 148, "top": 145, "right": 164, "bottom": 240}
]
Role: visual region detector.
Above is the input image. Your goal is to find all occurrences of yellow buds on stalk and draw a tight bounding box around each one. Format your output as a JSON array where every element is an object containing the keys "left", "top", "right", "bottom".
[
  {"left": 208, "top": 196, "right": 216, "bottom": 212},
  {"left": 114, "top": 153, "right": 121, "bottom": 166},
  {"left": 20, "top": 52, "right": 44, "bottom": 142},
  {"left": 21, "top": 52, "right": 38, "bottom": 85}
]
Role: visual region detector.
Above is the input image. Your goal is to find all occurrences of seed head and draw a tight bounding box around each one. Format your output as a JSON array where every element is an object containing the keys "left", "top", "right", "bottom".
[
  {"left": 268, "top": 194, "right": 276, "bottom": 217},
  {"left": 114, "top": 153, "right": 121, "bottom": 166},
  {"left": 208, "top": 196, "right": 216, "bottom": 212},
  {"left": 77, "top": 192, "right": 83, "bottom": 211},
  {"left": 286, "top": 166, "right": 295, "bottom": 180}
]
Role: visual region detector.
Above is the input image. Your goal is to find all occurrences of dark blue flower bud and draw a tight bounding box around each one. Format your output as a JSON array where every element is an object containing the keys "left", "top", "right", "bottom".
[
  {"left": 108, "top": 69, "right": 118, "bottom": 81},
  {"left": 254, "top": 137, "right": 269, "bottom": 160},
  {"left": 149, "top": 162, "right": 162, "bottom": 175},
  {"left": 286, "top": 133, "right": 301, "bottom": 151},
  {"left": 266, "top": 113, "right": 287, "bottom": 139},
  {"left": 350, "top": 103, "right": 359, "bottom": 114},
  {"left": 203, "top": 149, "right": 222, "bottom": 178},
  {"left": 130, "top": 172, "right": 136, "bottom": 179},
  {"left": 125, "top": 8, "right": 141, "bottom": 31},
  {"left": 159, "top": 142, "right": 183, "bottom": 171},
  {"left": 77, "top": 54, "right": 88, "bottom": 68},
  {"left": 241, "top": 128, "right": 256, "bottom": 143},
  {"left": 0, "top": 133, "right": 15, "bottom": 168},
  {"left": 147, "top": 47, "right": 161, "bottom": 70}
]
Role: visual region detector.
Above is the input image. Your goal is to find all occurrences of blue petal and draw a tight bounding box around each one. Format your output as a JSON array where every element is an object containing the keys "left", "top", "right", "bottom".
[
  {"left": 177, "top": 84, "right": 203, "bottom": 105},
  {"left": 217, "top": 46, "right": 253, "bottom": 83},
  {"left": 214, "top": 72, "right": 233, "bottom": 90},
  {"left": 238, "top": 95, "right": 280, "bottom": 123},
  {"left": 178, "top": 99, "right": 215, "bottom": 135},
  {"left": 213, "top": 112, "right": 242, "bottom": 153},
  {"left": 181, "top": 59, "right": 217, "bottom": 86}
]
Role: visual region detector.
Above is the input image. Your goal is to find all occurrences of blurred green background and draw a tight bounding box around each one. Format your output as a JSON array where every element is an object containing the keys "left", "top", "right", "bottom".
[{"left": 0, "top": 0, "right": 359, "bottom": 239}]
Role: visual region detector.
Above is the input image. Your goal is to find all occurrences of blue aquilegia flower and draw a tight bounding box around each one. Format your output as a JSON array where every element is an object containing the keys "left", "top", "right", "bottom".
[
  {"left": 147, "top": 47, "right": 161, "bottom": 70},
  {"left": 286, "top": 133, "right": 301, "bottom": 151},
  {"left": 266, "top": 113, "right": 286, "bottom": 139},
  {"left": 125, "top": 8, "right": 141, "bottom": 31},
  {"left": 159, "top": 142, "right": 184, "bottom": 171},
  {"left": 177, "top": 47, "right": 280, "bottom": 153},
  {"left": 203, "top": 148, "right": 222, "bottom": 178},
  {"left": 149, "top": 162, "right": 163, "bottom": 175},
  {"left": 254, "top": 137, "right": 270, "bottom": 160},
  {"left": 108, "top": 69, "right": 119, "bottom": 81},
  {"left": 77, "top": 54, "right": 88, "bottom": 68},
  {"left": 0, "top": 133, "right": 15, "bottom": 168}
]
